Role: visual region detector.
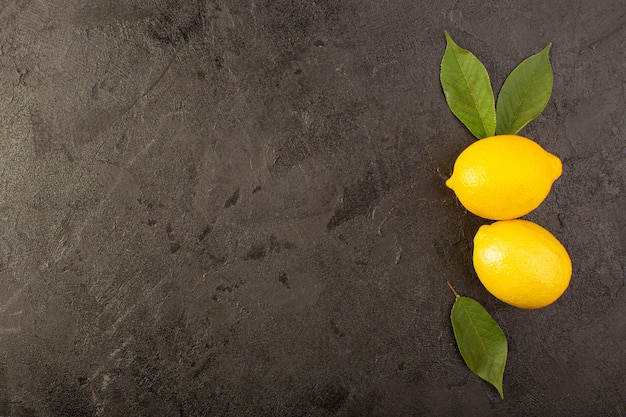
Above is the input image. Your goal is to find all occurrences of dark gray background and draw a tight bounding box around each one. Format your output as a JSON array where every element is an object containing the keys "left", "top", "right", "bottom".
[{"left": 0, "top": 0, "right": 624, "bottom": 416}]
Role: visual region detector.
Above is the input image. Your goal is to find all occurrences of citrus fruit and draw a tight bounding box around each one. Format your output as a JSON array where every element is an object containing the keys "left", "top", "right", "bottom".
[
  {"left": 446, "top": 135, "right": 562, "bottom": 220},
  {"left": 473, "top": 219, "right": 572, "bottom": 309}
]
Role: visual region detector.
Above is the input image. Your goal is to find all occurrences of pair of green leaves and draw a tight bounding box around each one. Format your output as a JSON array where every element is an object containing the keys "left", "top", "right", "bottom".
[{"left": 441, "top": 30, "right": 553, "bottom": 139}]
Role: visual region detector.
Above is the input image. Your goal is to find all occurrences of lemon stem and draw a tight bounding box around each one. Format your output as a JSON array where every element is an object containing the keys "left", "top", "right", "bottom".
[{"left": 447, "top": 281, "right": 461, "bottom": 299}]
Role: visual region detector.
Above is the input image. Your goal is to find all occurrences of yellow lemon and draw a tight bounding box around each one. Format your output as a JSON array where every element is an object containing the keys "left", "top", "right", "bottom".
[
  {"left": 473, "top": 219, "right": 572, "bottom": 309},
  {"left": 446, "top": 135, "right": 562, "bottom": 220}
]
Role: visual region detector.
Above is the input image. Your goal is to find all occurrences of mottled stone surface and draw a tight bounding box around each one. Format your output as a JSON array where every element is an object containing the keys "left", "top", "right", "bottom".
[{"left": 0, "top": 0, "right": 623, "bottom": 415}]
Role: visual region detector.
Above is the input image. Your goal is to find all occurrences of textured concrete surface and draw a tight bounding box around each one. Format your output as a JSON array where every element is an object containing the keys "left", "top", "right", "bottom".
[{"left": 0, "top": 0, "right": 624, "bottom": 416}]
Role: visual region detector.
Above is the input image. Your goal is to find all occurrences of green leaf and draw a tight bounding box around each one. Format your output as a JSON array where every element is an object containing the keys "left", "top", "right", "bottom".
[
  {"left": 495, "top": 43, "right": 553, "bottom": 135},
  {"left": 440, "top": 31, "right": 496, "bottom": 139},
  {"left": 451, "top": 296, "right": 507, "bottom": 398}
]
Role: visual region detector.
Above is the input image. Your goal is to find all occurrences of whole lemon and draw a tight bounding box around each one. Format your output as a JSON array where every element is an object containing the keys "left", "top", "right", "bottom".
[
  {"left": 446, "top": 135, "right": 562, "bottom": 220},
  {"left": 473, "top": 219, "right": 572, "bottom": 309}
]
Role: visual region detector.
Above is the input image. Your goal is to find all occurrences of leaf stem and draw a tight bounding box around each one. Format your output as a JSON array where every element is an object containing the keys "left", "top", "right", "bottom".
[{"left": 447, "top": 281, "right": 460, "bottom": 299}]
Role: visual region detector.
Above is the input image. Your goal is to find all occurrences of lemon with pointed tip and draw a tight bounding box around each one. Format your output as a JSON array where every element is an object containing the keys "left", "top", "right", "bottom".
[
  {"left": 446, "top": 135, "right": 562, "bottom": 220},
  {"left": 473, "top": 219, "right": 572, "bottom": 309}
]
